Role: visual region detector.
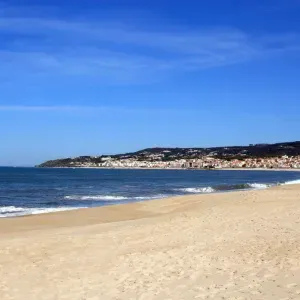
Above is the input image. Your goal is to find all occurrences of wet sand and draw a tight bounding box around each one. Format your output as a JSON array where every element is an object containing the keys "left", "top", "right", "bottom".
[{"left": 1, "top": 184, "right": 300, "bottom": 299}]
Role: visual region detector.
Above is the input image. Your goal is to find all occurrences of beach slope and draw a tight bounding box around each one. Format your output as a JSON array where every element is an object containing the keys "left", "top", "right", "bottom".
[{"left": 1, "top": 184, "right": 300, "bottom": 299}]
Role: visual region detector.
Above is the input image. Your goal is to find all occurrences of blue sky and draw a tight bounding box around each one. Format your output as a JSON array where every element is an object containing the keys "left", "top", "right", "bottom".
[{"left": 1, "top": 0, "right": 300, "bottom": 166}]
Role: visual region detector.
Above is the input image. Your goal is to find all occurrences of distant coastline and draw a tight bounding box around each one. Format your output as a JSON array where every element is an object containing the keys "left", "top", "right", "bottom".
[
  {"left": 37, "top": 166, "right": 300, "bottom": 172},
  {"left": 37, "top": 141, "right": 300, "bottom": 170}
]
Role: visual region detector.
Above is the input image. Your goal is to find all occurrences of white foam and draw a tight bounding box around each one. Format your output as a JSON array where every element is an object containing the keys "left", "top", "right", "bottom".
[
  {"left": 248, "top": 183, "right": 269, "bottom": 189},
  {"left": 64, "top": 195, "right": 166, "bottom": 201},
  {"left": 133, "top": 195, "right": 167, "bottom": 200},
  {"left": 284, "top": 179, "right": 300, "bottom": 185},
  {"left": 0, "top": 206, "right": 81, "bottom": 218},
  {"left": 65, "top": 195, "right": 130, "bottom": 201},
  {"left": 31, "top": 207, "right": 81, "bottom": 215},
  {"left": 175, "top": 187, "right": 215, "bottom": 193},
  {"left": 177, "top": 183, "right": 270, "bottom": 193},
  {"left": 83, "top": 195, "right": 128, "bottom": 201},
  {"left": 0, "top": 206, "right": 25, "bottom": 214}
]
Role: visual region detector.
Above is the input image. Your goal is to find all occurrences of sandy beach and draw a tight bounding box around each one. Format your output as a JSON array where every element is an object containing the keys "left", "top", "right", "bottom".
[{"left": 1, "top": 184, "right": 300, "bottom": 299}]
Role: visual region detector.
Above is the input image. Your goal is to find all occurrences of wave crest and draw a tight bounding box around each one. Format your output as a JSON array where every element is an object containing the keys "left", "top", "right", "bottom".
[
  {"left": 174, "top": 182, "right": 271, "bottom": 194},
  {"left": 175, "top": 187, "right": 215, "bottom": 193},
  {"left": 64, "top": 194, "right": 166, "bottom": 201},
  {"left": 247, "top": 183, "right": 270, "bottom": 189},
  {"left": 284, "top": 179, "right": 300, "bottom": 185},
  {"left": 0, "top": 206, "right": 80, "bottom": 218},
  {"left": 65, "top": 195, "right": 128, "bottom": 201}
]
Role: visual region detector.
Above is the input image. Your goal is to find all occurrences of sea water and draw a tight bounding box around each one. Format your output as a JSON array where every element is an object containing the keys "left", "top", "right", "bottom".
[{"left": 0, "top": 167, "right": 300, "bottom": 217}]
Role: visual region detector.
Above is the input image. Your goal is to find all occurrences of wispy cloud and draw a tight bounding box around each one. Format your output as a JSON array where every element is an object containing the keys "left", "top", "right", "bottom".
[
  {"left": 0, "top": 105, "right": 207, "bottom": 116},
  {"left": 0, "top": 4, "right": 300, "bottom": 84},
  {"left": 0, "top": 105, "right": 89, "bottom": 111}
]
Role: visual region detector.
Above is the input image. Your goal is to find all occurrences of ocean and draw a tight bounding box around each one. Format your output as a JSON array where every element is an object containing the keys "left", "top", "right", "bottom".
[{"left": 0, "top": 167, "right": 300, "bottom": 218}]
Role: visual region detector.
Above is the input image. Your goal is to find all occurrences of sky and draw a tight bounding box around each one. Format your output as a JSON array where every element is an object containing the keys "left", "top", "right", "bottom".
[{"left": 1, "top": 0, "right": 300, "bottom": 166}]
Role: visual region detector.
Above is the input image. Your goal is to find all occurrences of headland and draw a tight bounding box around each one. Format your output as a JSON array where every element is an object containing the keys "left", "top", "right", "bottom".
[{"left": 37, "top": 141, "right": 300, "bottom": 170}]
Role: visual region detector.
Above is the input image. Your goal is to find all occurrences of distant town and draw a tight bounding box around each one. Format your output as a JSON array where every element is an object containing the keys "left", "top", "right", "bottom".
[
  {"left": 38, "top": 141, "right": 300, "bottom": 170},
  {"left": 85, "top": 155, "right": 300, "bottom": 169}
]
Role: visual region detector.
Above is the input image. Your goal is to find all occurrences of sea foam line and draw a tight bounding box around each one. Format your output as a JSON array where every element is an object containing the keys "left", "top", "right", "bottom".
[
  {"left": 174, "top": 183, "right": 271, "bottom": 194},
  {"left": 64, "top": 194, "right": 166, "bottom": 201},
  {"left": 0, "top": 206, "right": 82, "bottom": 218},
  {"left": 174, "top": 187, "right": 215, "bottom": 193},
  {"left": 247, "top": 183, "right": 270, "bottom": 189},
  {"left": 283, "top": 179, "right": 300, "bottom": 185}
]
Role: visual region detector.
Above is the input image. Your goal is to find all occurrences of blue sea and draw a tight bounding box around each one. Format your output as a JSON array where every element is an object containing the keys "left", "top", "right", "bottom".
[{"left": 0, "top": 167, "right": 300, "bottom": 218}]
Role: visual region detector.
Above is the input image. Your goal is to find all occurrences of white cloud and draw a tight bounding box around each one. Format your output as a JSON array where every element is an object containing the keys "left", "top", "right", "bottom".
[
  {"left": 0, "top": 105, "right": 206, "bottom": 116},
  {"left": 0, "top": 105, "right": 85, "bottom": 111},
  {"left": 0, "top": 5, "right": 299, "bottom": 84}
]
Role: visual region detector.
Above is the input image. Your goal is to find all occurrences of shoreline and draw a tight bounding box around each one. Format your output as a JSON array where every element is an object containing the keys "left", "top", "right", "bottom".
[
  {"left": 1, "top": 176, "right": 300, "bottom": 220},
  {"left": 1, "top": 184, "right": 300, "bottom": 299},
  {"left": 0, "top": 187, "right": 249, "bottom": 229},
  {"left": 2, "top": 177, "right": 300, "bottom": 220},
  {"left": 36, "top": 166, "right": 300, "bottom": 171},
  {"left": 0, "top": 182, "right": 298, "bottom": 232}
]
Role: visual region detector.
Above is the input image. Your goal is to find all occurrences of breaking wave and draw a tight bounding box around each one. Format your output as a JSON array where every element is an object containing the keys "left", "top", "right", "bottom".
[
  {"left": 0, "top": 206, "right": 81, "bottom": 218},
  {"left": 174, "top": 182, "right": 272, "bottom": 194},
  {"left": 175, "top": 187, "right": 215, "bottom": 193},
  {"left": 64, "top": 194, "right": 167, "bottom": 201},
  {"left": 65, "top": 195, "right": 128, "bottom": 201},
  {"left": 283, "top": 179, "right": 300, "bottom": 185},
  {"left": 247, "top": 183, "right": 270, "bottom": 189}
]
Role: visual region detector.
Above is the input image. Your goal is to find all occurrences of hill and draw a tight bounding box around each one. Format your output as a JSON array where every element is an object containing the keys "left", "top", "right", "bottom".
[{"left": 37, "top": 141, "right": 300, "bottom": 168}]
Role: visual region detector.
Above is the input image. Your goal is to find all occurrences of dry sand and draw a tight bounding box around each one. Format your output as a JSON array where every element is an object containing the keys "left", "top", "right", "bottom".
[{"left": 1, "top": 184, "right": 300, "bottom": 300}]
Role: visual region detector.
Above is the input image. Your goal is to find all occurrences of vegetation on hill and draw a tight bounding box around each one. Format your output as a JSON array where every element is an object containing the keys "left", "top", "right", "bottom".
[{"left": 37, "top": 141, "right": 300, "bottom": 168}]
